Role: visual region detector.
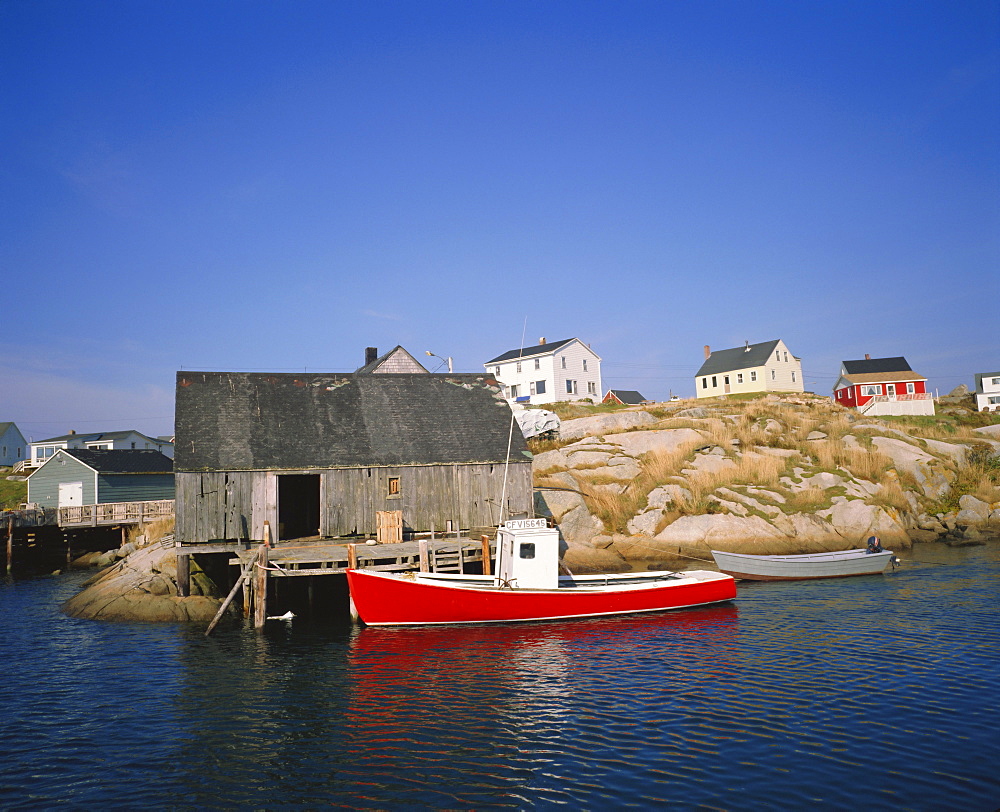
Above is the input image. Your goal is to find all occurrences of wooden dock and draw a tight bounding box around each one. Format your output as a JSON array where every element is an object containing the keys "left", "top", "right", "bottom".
[{"left": 196, "top": 523, "right": 495, "bottom": 632}]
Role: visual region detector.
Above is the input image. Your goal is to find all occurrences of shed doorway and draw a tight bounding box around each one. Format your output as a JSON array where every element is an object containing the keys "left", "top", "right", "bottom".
[{"left": 278, "top": 474, "right": 321, "bottom": 540}]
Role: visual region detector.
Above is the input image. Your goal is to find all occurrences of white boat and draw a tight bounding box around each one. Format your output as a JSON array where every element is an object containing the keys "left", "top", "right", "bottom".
[{"left": 710, "top": 546, "right": 896, "bottom": 581}]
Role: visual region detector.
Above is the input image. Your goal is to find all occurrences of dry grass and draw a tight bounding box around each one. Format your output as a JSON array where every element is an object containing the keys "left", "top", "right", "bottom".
[
  {"left": 673, "top": 452, "right": 789, "bottom": 516},
  {"left": 866, "top": 481, "right": 911, "bottom": 512},
  {"left": 787, "top": 487, "right": 830, "bottom": 512},
  {"left": 127, "top": 515, "right": 175, "bottom": 547},
  {"left": 810, "top": 439, "right": 893, "bottom": 482}
]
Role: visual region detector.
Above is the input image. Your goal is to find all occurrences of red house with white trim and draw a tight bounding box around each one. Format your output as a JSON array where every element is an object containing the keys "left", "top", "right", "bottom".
[{"left": 833, "top": 355, "right": 934, "bottom": 416}]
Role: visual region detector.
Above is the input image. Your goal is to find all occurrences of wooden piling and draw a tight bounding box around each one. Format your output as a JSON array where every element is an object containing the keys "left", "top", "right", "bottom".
[
  {"left": 347, "top": 542, "right": 358, "bottom": 569},
  {"left": 176, "top": 553, "right": 191, "bottom": 597},
  {"left": 418, "top": 540, "right": 429, "bottom": 572},
  {"left": 205, "top": 547, "right": 262, "bottom": 636},
  {"left": 253, "top": 522, "right": 271, "bottom": 630},
  {"left": 481, "top": 535, "right": 491, "bottom": 576},
  {"left": 6, "top": 515, "right": 13, "bottom": 574}
]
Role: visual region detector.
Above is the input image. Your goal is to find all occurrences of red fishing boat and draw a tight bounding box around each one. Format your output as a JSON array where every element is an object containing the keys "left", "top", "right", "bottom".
[{"left": 346, "top": 518, "right": 737, "bottom": 626}]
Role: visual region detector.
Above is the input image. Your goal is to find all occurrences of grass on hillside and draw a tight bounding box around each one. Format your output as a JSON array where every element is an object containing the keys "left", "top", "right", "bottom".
[{"left": 0, "top": 470, "right": 28, "bottom": 511}]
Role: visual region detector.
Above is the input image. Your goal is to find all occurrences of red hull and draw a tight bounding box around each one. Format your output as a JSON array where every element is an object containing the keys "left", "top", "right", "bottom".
[{"left": 346, "top": 569, "right": 737, "bottom": 626}]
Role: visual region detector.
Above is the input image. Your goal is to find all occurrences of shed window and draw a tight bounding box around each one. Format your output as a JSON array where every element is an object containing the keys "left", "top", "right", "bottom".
[{"left": 388, "top": 477, "right": 400, "bottom": 496}]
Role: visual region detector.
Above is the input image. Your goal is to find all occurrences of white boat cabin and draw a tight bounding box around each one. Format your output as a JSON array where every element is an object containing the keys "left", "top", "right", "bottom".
[{"left": 494, "top": 518, "right": 561, "bottom": 589}]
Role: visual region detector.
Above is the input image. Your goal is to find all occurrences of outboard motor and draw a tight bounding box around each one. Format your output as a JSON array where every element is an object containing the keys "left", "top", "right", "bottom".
[{"left": 866, "top": 535, "right": 882, "bottom": 554}]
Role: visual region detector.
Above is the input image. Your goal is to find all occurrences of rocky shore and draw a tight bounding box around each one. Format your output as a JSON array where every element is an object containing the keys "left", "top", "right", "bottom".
[
  {"left": 62, "top": 519, "right": 225, "bottom": 622},
  {"left": 532, "top": 394, "right": 1000, "bottom": 572}
]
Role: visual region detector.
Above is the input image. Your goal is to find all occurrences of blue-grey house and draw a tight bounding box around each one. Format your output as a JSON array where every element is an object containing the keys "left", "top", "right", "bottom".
[
  {"left": 27, "top": 449, "right": 174, "bottom": 509},
  {"left": 0, "top": 422, "right": 28, "bottom": 467}
]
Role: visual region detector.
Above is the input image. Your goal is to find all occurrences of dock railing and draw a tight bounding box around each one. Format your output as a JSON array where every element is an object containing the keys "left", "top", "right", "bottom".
[{"left": 58, "top": 499, "right": 175, "bottom": 527}]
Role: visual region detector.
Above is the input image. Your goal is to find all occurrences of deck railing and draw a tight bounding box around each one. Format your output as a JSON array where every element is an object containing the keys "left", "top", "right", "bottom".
[
  {"left": 858, "top": 392, "right": 932, "bottom": 414},
  {"left": 58, "top": 500, "right": 175, "bottom": 527}
]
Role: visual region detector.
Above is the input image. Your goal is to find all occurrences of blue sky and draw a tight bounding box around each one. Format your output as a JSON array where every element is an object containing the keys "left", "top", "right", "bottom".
[{"left": 2, "top": 0, "right": 997, "bottom": 441}]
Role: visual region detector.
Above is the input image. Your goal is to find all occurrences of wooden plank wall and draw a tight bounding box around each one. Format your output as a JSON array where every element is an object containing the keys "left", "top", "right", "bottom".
[{"left": 175, "top": 462, "right": 532, "bottom": 543}]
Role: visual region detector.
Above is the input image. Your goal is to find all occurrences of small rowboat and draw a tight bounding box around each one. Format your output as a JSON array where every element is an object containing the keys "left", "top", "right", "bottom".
[
  {"left": 347, "top": 518, "right": 736, "bottom": 626},
  {"left": 710, "top": 547, "right": 896, "bottom": 581}
]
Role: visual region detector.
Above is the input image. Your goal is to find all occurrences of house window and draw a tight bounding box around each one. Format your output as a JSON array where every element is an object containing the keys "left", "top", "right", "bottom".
[
  {"left": 791, "top": 372, "right": 796, "bottom": 382},
  {"left": 131, "top": 442, "right": 136, "bottom": 449},
  {"left": 530, "top": 381, "right": 536, "bottom": 395},
  {"left": 561, "top": 357, "right": 567, "bottom": 369},
  {"left": 587, "top": 381, "right": 597, "bottom": 395},
  {"left": 906, "top": 382, "right": 915, "bottom": 394},
  {"left": 751, "top": 371, "right": 757, "bottom": 382},
  {"left": 516, "top": 361, "right": 522, "bottom": 373},
  {"left": 534, "top": 358, "right": 540, "bottom": 370},
  {"left": 711, "top": 376, "right": 717, "bottom": 387},
  {"left": 495, "top": 366, "right": 500, "bottom": 376},
  {"left": 566, "top": 380, "right": 578, "bottom": 394},
  {"left": 862, "top": 385, "right": 881, "bottom": 396},
  {"left": 887, "top": 384, "right": 896, "bottom": 396},
  {"left": 775, "top": 351, "right": 780, "bottom": 361},
  {"left": 771, "top": 370, "right": 776, "bottom": 380},
  {"left": 783, "top": 352, "right": 788, "bottom": 362},
  {"left": 989, "top": 396, "right": 1000, "bottom": 405},
  {"left": 702, "top": 378, "right": 708, "bottom": 389},
  {"left": 509, "top": 385, "right": 519, "bottom": 398},
  {"left": 992, "top": 378, "right": 1000, "bottom": 386},
  {"left": 388, "top": 477, "right": 400, "bottom": 496},
  {"left": 583, "top": 359, "right": 588, "bottom": 371},
  {"left": 737, "top": 373, "right": 743, "bottom": 384},
  {"left": 536, "top": 380, "right": 546, "bottom": 395}
]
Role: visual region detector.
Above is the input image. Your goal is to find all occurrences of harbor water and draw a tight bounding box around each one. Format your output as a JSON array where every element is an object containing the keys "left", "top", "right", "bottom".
[{"left": 1, "top": 541, "right": 998, "bottom": 810}]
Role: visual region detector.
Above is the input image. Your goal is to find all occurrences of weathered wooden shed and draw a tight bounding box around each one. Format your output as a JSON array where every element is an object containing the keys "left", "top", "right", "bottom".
[
  {"left": 27, "top": 449, "right": 174, "bottom": 508},
  {"left": 173, "top": 369, "right": 533, "bottom": 544}
]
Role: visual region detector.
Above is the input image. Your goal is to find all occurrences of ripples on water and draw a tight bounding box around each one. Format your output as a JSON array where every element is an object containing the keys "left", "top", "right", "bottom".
[{"left": 0, "top": 543, "right": 998, "bottom": 810}]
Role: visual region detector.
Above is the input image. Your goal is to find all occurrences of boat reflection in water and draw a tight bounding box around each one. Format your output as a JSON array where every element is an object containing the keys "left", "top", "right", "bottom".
[{"left": 345, "top": 603, "right": 741, "bottom": 739}]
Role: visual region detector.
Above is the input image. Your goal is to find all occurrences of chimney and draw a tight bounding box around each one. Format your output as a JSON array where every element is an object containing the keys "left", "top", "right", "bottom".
[
  {"left": 69, "top": 429, "right": 76, "bottom": 435},
  {"left": 538, "top": 337, "right": 546, "bottom": 345},
  {"left": 744, "top": 340, "right": 751, "bottom": 352},
  {"left": 865, "top": 353, "right": 871, "bottom": 360},
  {"left": 365, "top": 347, "right": 378, "bottom": 365},
  {"left": 704, "top": 345, "right": 711, "bottom": 360}
]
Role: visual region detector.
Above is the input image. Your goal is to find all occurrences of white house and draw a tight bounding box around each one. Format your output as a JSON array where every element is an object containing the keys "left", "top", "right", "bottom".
[
  {"left": 0, "top": 422, "right": 28, "bottom": 467},
  {"left": 30, "top": 430, "right": 174, "bottom": 469},
  {"left": 484, "top": 337, "right": 603, "bottom": 405},
  {"left": 695, "top": 339, "right": 803, "bottom": 399},
  {"left": 974, "top": 371, "right": 1000, "bottom": 412}
]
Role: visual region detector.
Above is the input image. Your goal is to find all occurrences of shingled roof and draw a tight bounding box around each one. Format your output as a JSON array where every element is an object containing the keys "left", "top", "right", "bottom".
[
  {"left": 605, "top": 389, "right": 647, "bottom": 405},
  {"left": 486, "top": 338, "right": 576, "bottom": 365},
  {"left": 60, "top": 449, "right": 173, "bottom": 473},
  {"left": 842, "top": 357, "right": 913, "bottom": 375},
  {"left": 695, "top": 340, "right": 782, "bottom": 377},
  {"left": 174, "top": 371, "right": 526, "bottom": 472}
]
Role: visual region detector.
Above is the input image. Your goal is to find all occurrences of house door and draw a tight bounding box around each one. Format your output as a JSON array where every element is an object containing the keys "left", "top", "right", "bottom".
[
  {"left": 277, "top": 474, "right": 321, "bottom": 540},
  {"left": 58, "top": 481, "right": 84, "bottom": 507},
  {"left": 886, "top": 384, "right": 896, "bottom": 400},
  {"left": 724, "top": 375, "right": 731, "bottom": 394}
]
